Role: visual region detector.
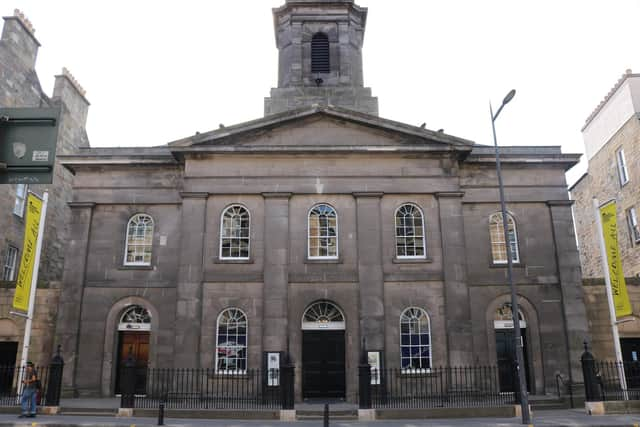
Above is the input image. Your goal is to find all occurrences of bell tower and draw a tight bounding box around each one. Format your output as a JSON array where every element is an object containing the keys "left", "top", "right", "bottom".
[{"left": 264, "top": 0, "right": 378, "bottom": 116}]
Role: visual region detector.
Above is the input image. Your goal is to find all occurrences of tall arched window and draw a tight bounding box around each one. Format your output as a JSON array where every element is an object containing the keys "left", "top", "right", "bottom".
[
  {"left": 400, "top": 307, "right": 431, "bottom": 371},
  {"left": 311, "top": 33, "right": 330, "bottom": 73},
  {"left": 220, "top": 205, "right": 250, "bottom": 259},
  {"left": 395, "top": 204, "right": 426, "bottom": 258},
  {"left": 216, "top": 308, "right": 248, "bottom": 373},
  {"left": 124, "top": 214, "right": 154, "bottom": 266},
  {"left": 308, "top": 204, "right": 338, "bottom": 259},
  {"left": 489, "top": 212, "right": 520, "bottom": 264}
]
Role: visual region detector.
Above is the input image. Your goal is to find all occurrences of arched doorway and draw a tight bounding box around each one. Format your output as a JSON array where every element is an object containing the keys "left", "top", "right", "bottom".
[
  {"left": 114, "top": 305, "right": 151, "bottom": 394},
  {"left": 494, "top": 303, "right": 531, "bottom": 392},
  {"left": 301, "top": 301, "right": 346, "bottom": 399}
]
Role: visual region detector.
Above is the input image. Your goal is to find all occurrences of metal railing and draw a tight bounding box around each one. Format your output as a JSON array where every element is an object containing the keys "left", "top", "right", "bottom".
[
  {"left": 365, "top": 366, "right": 515, "bottom": 409},
  {"left": 595, "top": 360, "right": 640, "bottom": 401},
  {"left": 0, "top": 364, "right": 63, "bottom": 407},
  {"left": 130, "top": 368, "right": 283, "bottom": 409}
]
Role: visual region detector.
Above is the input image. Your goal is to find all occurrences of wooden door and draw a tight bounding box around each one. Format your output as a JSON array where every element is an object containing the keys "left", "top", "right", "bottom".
[
  {"left": 0, "top": 342, "right": 17, "bottom": 394},
  {"left": 302, "top": 331, "right": 345, "bottom": 399},
  {"left": 496, "top": 329, "right": 531, "bottom": 393},
  {"left": 115, "top": 332, "right": 149, "bottom": 394}
]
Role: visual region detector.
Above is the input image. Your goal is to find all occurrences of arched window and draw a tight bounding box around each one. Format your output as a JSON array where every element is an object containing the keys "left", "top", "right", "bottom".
[
  {"left": 220, "top": 205, "right": 250, "bottom": 259},
  {"left": 395, "top": 204, "right": 426, "bottom": 258},
  {"left": 489, "top": 212, "right": 519, "bottom": 264},
  {"left": 118, "top": 305, "right": 151, "bottom": 331},
  {"left": 124, "top": 214, "right": 154, "bottom": 266},
  {"left": 308, "top": 204, "right": 338, "bottom": 259},
  {"left": 311, "top": 33, "right": 330, "bottom": 73},
  {"left": 400, "top": 307, "right": 431, "bottom": 371},
  {"left": 216, "top": 308, "right": 248, "bottom": 373},
  {"left": 302, "top": 301, "right": 345, "bottom": 330}
]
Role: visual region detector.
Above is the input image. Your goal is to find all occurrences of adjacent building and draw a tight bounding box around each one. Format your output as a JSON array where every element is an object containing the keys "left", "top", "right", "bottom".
[
  {"left": 0, "top": 9, "right": 90, "bottom": 372},
  {"left": 570, "top": 70, "right": 640, "bottom": 361},
  {"left": 56, "top": 0, "right": 589, "bottom": 400}
]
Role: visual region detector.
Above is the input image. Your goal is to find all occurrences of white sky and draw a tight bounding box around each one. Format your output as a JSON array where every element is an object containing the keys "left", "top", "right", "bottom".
[{"left": 5, "top": 0, "right": 640, "bottom": 186}]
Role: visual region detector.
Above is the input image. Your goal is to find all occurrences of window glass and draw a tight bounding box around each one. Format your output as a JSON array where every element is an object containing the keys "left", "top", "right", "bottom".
[
  {"left": 220, "top": 206, "right": 250, "bottom": 259},
  {"left": 489, "top": 213, "right": 520, "bottom": 264},
  {"left": 308, "top": 204, "right": 338, "bottom": 258},
  {"left": 124, "top": 214, "right": 154, "bottom": 265},
  {"left": 628, "top": 207, "right": 640, "bottom": 244},
  {"left": 2, "top": 246, "right": 18, "bottom": 281},
  {"left": 13, "top": 184, "right": 27, "bottom": 217},
  {"left": 400, "top": 307, "right": 431, "bottom": 371},
  {"left": 216, "top": 308, "right": 248, "bottom": 373},
  {"left": 617, "top": 149, "right": 629, "bottom": 185},
  {"left": 395, "top": 204, "right": 426, "bottom": 258}
]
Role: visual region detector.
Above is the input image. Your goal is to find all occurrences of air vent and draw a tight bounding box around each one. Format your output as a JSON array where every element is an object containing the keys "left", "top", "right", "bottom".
[{"left": 311, "top": 33, "right": 330, "bottom": 73}]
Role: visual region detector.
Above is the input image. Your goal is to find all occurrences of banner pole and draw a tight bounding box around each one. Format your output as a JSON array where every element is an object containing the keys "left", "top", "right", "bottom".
[
  {"left": 18, "top": 191, "right": 48, "bottom": 371},
  {"left": 593, "top": 198, "right": 628, "bottom": 398}
]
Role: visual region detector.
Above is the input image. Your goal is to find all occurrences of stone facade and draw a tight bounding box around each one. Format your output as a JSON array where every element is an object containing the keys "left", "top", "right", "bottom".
[
  {"left": 0, "top": 10, "right": 90, "bottom": 366},
  {"left": 54, "top": 0, "right": 588, "bottom": 401}
]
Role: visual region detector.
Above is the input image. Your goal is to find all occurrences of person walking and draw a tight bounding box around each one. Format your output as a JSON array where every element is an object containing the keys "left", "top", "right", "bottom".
[{"left": 19, "top": 362, "right": 38, "bottom": 418}]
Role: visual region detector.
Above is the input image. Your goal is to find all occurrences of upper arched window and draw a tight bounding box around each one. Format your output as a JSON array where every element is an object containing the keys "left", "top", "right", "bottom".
[
  {"left": 124, "top": 214, "right": 154, "bottom": 266},
  {"left": 311, "top": 33, "right": 330, "bottom": 73},
  {"left": 489, "top": 212, "right": 520, "bottom": 264},
  {"left": 400, "top": 307, "right": 431, "bottom": 371},
  {"left": 220, "top": 205, "right": 250, "bottom": 260},
  {"left": 216, "top": 308, "right": 248, "bottom": 373},
  {"left": 308, "top": 204, "right": 338, "bottom": 259},
  {"left": 395, "top": 204, "right": 426, "bottom": 258}
]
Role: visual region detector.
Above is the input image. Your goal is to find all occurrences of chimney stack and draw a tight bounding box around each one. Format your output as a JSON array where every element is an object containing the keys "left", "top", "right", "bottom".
[
  {"left": 1, "top": 9, "right": 40, "bottom": 69},
  {"left": 53, "top": 67, "right": 90, "bottom": 126}
]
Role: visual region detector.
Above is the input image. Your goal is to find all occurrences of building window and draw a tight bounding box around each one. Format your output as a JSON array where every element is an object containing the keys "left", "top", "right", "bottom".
[
  {"left": 220, "top": 205, "right": 250, "bottom": 259},
  {"left": 400, "top": 307, "right": 431, "bottom": 371},
  {"left": 216, "top": 308, "right": 247, "bottom": 373},
  {"left": 395, "top": 204, "right": 426, "bottom": 258},
  {"left": 617, "top": 148, "right": 629, "bottom": 186},
  {"left": 2, "top": 246, "right": 18, "bottom": 281},
  {"left": 308, "top": 204, "right": 338, "bottom": 259},
  {"left": 311, "top": 32, "right": 330, "bottom": 74},
  {"left": 13, "top": 184, "right": 27, "bottom": 217},
  {"left": 124, "top": 214, "right": 154, "bottom": 266},
  {"left": 118, "top": 305, "right": 151, "bottom": 331},
  {"left": 628, "top": 207, "right": 640, "bottom": 245},
  {"left": 489, "top": 212, "right": 520, "bottom": 264}
]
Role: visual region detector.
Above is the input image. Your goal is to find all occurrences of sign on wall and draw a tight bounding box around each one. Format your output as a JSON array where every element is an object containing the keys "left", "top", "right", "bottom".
[{"left": 12, "top": 193, "right": 43, "bottom": 312}]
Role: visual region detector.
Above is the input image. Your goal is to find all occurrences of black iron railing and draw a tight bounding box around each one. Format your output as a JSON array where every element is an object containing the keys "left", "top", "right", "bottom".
[
  {"left": 366, "top": 367, "right": 516, "bottom": 409},
  {"left": 595, "top": 361, "right": 640, "bottom": 401},
  {"left": 0, "top": 364, "right": 63, "bottom": 407},
  {"left": 131, "top": 368, "right": 282, "bottom": 409}
]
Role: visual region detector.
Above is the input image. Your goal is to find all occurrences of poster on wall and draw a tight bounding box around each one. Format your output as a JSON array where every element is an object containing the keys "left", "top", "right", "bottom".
[
  {"left": 267, "top": 352, "right": 280, "bottom": 386},
  {"left": 368, "top": 351, "right": 381, "bottom": 385}
]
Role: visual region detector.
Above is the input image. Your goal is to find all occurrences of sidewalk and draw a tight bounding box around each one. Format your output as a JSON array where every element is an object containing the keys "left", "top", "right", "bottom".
[{"left": 0, "top": 409, "right": 638, "bottom": 427}]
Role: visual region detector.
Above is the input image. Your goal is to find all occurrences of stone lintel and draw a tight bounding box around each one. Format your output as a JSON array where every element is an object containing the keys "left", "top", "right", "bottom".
[
  {"left": 547, "top": 200, "right": 574, "bottom": 207},
  {"left": 180, "top": 192, "right": 208, "bottom": 199},
  {"left": 67, "top": 202, "right": 96, "bottom": 209},
  {"left": 352, "top": 192, "right": 383, "bottom": 198},
  {"left": 262, "top": 192, "right": 293, "bottom": 199},
  {"left": 435, "top": 191, "right": 465, "bottom": 199}
]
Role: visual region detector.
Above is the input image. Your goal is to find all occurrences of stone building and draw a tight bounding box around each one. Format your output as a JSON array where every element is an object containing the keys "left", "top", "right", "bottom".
[
  {"left": 570, "top": 70, "right": 640, "bottom": 360},
  {"left": 0, "top": 10, "right": 90, "bottom": 370},
  {"left": 56, "top": 0, "right": 588, "bottom": 400}
]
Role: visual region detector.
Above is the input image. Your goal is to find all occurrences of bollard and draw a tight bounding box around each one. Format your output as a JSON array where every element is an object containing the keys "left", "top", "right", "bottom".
[
  {"left": 157, "top": 401, "right": 164, "bottom": 426},
  {"left": 323, "top": 403, "right": 329, "bottom": 427}
]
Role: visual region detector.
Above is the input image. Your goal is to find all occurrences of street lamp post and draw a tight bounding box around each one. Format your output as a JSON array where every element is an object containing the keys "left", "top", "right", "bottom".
[{"left": 490, "top": 89, "right": 531, "bottom": 425}]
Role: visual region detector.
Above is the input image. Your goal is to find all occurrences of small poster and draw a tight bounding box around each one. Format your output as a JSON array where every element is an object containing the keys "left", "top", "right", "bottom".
[
  {"left": 267, "top": 352, "right": 280, "bottom": 386},
  {"left": 368, "top": 351, "right": 381, "bottom": 385}
]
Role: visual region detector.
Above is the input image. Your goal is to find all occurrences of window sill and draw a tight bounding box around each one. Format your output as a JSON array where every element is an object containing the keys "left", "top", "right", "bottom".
[
  {"left": 489, "top": 263, "right": 524, "bottom": 269},
  {"left": 393, "top": 257, "right": 432, "bottom": 264},
  {"left": 119, "top": 265, "right": 154, "bottom": 271},
  {"left": 213, "top": 258, "right": 254, "bottom": 264},
  {"left": 305, "top": 257, "right": 342, "bottom": 264}
]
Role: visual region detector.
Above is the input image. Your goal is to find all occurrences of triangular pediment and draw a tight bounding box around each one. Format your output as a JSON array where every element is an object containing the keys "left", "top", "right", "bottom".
[{"left": 168, "top": 106, "right": 474, "bottom": 154}]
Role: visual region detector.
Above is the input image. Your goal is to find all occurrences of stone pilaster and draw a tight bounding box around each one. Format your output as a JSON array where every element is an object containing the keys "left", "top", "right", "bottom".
[
  {"left": 173, "top": 193, "right": 207, "bottom": 368},
  {"left": 54, "top": 202, "right": 94, "bottom": 395},
  {"left": 436, "top": 192, "right": 474, "bottom": 367},
  {"left": 355, "top": 193, "right": 385, "bottom": 350},
  {"left": 548, "top": 200, "right": 590, "bottom": 381},
  {"left": 262, "top": 193, "right": 291, "bottom": 353}
]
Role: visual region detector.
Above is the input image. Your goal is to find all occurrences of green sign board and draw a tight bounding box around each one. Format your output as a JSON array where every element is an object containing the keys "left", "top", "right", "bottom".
[{"left": 0, "top": 107, "right": 61, "bottom": 185}]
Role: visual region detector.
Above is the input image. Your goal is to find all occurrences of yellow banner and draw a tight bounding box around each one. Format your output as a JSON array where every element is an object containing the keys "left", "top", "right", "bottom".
[
  {"left": 600, "top": 201, "right": 632, "bottom": 317},
  {"left": 12, "top": 194, "right": 42, "bottom": 312}
]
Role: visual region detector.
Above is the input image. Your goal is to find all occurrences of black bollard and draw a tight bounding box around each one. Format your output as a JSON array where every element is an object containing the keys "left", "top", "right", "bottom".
[
  {"left": 323, "top": 403, "right": 329, "bottom": 427},
  {"left": 157, "top": 401, "right": 165, "bottom": 426}
]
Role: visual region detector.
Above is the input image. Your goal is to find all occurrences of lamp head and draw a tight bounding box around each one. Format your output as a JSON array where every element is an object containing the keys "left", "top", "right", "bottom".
[{"left": 502, "top": 89, "right": 516, "bottom": 106}]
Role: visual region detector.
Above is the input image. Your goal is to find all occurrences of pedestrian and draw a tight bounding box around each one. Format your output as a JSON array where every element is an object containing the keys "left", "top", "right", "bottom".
[{"left": 19, "top": 362, "right": 38, "bottom": 418}]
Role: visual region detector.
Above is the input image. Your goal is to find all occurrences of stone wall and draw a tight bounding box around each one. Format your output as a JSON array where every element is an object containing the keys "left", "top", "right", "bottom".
[
  {"left": 0, "top": 11, "right": 89, "bottom": 365},
  {"left": 571, "top": 115, "right": 640, "bottom": 278}
]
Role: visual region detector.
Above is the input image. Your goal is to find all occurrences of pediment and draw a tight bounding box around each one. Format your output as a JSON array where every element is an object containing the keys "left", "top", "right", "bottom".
[{"left": 169, "top": 107, "right": 474, "bottom": 155}]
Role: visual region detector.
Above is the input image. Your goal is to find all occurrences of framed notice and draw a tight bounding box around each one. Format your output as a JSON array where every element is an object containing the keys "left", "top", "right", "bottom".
[
  {"left": 368, "top": 351, "right": 382, "bottom": 385},
  {"left": 266, "top": 352, "right": 280, "bottom": 386}
]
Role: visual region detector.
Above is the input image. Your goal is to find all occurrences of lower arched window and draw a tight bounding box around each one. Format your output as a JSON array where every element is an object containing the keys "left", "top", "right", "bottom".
[
  {"left": 400, "top": 307, "right": 431, "bottom": 371},
  {"left": 216, "top": 308, "right": 247, "bottom": 373}
]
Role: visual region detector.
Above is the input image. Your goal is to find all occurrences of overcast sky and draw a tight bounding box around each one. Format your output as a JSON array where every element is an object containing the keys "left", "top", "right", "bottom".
[{"left": 5, "top": 0, "right": 640, "bottom": 185}]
